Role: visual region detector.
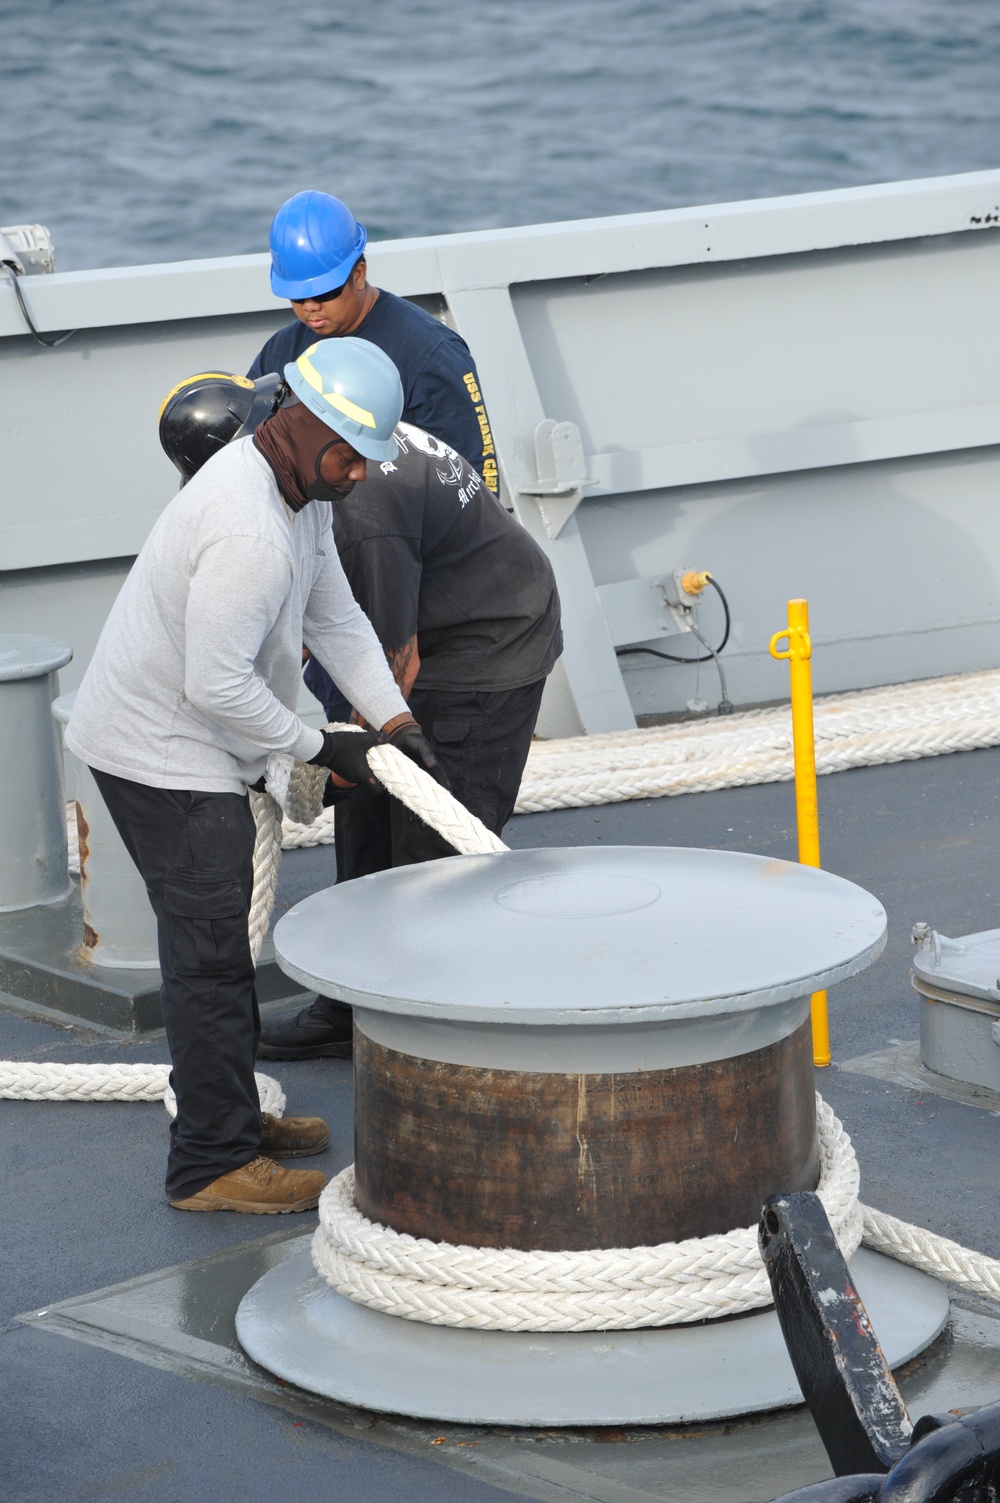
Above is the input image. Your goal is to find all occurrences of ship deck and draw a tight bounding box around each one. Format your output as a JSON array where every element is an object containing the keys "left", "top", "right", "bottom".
[{"left": 3, "top": 748, "right": 1000, "bottom": 1503}]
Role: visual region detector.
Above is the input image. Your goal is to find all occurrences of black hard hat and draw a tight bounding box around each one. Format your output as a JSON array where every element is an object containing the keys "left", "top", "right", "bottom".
[{"left": 158, "top": 370, "right": 285, "bottom": 479}]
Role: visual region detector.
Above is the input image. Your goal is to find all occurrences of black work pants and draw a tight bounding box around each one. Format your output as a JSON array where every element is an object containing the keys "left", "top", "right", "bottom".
[
  {"left": 91, "top": 769, "right": 261, "bottom": 1202},
  {"left": 334, "top": 678, "right": 545, "bottom": 881}
]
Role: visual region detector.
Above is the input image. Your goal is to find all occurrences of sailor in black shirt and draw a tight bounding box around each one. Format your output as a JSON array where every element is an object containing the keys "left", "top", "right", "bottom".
[{"left": 257, "top": 417, "right": 562, "bottom": 1061}]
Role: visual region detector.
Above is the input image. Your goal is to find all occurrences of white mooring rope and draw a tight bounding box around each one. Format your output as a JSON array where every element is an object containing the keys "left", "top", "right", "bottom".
[
  {"left": 514, "top": 667, "right": 1000, "bottom": 815},
  {"left": 273, "top": 667, "right": 1000, "bottom": 848},
  {"left": 0, "top": 1061, "right": 286, "bottom": 1120},
  {"left": 12, "top": 714, "right": 1000, "bottom": 1330},
  {"left": 65, "top": 668, "right": 1000, "bottom": 858}
]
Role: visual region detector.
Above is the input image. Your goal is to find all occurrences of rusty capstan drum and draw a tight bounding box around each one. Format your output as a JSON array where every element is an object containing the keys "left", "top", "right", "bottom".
[{"left": 237, "top": 846, "right": 949, "bottom": 1426}]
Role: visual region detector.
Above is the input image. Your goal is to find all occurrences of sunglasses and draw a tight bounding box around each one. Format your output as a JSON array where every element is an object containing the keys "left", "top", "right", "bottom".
[{"left": 291, "top": 280, "right": 347, "bottom": 305}]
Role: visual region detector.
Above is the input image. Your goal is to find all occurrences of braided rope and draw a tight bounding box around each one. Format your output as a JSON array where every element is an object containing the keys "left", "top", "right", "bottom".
[
  {"left": 365, "top": 744, "right": 507, "bottom": 856},
  {"left": 0, "top": 1061, "right": 285, "bottom": 1118},
  {"left": 861, "top": 1205, "right": 1000, "bottom": 1304},
  {"left": 281, "top": 807, "right": 336, "bottom": 849},
  {"left": 263, "top": 668, "right": 1000, "bottom": 847},
  {"left": 310, "top": 1097, "right": 862, "bottom": 1331},
  {"left": 248, "top": 788, "right": 284, "bottom": 966},
  {"left": 515, "top": 667, "right": 1000, "bottom": 814}
]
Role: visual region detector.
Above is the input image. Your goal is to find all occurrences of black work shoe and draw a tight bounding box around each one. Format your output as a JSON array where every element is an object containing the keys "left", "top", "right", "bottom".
[{"left": 257, "top": 997, "right": 354, "bottom": 1060}]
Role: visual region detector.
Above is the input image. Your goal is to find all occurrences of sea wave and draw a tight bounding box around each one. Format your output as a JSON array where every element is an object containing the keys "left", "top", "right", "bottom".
[{"left": 0, "top": 0, "right": 997, "bottom": 270}]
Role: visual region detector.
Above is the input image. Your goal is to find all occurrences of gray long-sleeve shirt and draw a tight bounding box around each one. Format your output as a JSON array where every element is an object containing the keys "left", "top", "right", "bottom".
[{"left": 67, "top": 438, "right": 408, "bottom": 794}]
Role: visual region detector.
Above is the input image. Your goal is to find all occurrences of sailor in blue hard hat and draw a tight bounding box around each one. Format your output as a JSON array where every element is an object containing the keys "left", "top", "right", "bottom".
[
  {"left": 267, "top": 190, "right": 374, "bottom": 339},
  {"left": 248, "top": 190, "right": 499, "bottom": 495},
  {"left": 249, "top": 188, "right": 503, "bottom": 773}
]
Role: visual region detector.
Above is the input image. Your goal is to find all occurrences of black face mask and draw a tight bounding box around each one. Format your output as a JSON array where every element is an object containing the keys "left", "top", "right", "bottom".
[{"left": 307, "top": 441, "right": 357, "bottom": 502}]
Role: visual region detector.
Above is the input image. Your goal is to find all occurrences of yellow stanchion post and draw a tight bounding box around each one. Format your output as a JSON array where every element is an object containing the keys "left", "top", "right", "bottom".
[{"left": 768, "top": 599, "right": 831, "bottom": 1068}]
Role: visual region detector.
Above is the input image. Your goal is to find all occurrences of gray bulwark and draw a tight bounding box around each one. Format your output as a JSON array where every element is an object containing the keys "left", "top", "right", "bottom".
[
  {"left": 3, "top": 171, "right": 999, "bottom": 736},
  {"left": 273, "top": 846, "right": 887, "bottom": 1070}
]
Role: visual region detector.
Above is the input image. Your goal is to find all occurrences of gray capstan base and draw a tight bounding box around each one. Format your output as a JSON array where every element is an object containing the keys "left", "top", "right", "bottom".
[
  {"left": 0, "top": 889, "right": 310, "bottom": 1034},
  {"left": 236, "top": 1245, "right": 949, "bottom": 1427}
]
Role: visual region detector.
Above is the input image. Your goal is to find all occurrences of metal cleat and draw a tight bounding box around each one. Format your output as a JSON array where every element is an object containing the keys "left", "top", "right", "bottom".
[
  {"left": 759, "top": 1191, "right": 912, "bottom": 1476},
  {"left": 757, "top": 1191, "right": 1000, "bottom": 1503}
]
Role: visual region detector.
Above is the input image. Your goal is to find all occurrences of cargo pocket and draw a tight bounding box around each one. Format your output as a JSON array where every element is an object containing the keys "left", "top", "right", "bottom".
[
  {"left": 430, "top": 718, "right": 472, "bottom": 793},
  {"left": 163, "top": 871, "right": 248, "bottom": 978},
  {"left": 431, "top": 719, "right": 471, "bottom": 747}
]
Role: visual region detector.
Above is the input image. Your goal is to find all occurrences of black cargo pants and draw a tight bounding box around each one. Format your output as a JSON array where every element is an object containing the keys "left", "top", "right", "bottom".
[
  {"left": 334, "top": 678, "right": 546, "bottom": 879},
  {"left": 91, "top": 769, "right": 261, "bottom": 1202}
]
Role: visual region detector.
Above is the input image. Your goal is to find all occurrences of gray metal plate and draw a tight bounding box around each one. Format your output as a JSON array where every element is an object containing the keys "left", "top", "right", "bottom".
[
  {"left": 273, "top": 847, "right": 887, "bottom": 1024},
  {"left": 913, "top": 928, "right": 1000, "bottom": 1005},
  {"left": 236, "top": 1246, "right": 948, "bottom": 1427},
  {"left": 0, "top": 632, "right": 73, "bottom": 680}
]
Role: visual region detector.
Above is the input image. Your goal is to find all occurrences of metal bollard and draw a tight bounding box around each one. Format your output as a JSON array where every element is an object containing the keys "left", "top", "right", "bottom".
[
  {"left": 52, "top": 692, "right": 159, "bottom": 969},
  {"left": 0, "top": 634, "right": 73, "bottom": 913}
]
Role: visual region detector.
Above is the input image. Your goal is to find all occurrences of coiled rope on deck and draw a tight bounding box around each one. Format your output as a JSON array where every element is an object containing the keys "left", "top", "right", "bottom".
[{"left": 515, "top": 667, "right": 1000, "bottom": 815}]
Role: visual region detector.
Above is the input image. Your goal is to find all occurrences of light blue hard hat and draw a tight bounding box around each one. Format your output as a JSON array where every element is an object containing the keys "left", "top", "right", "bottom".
[
  {"left": 284, "top": 338, "right": 403, "bottom": 461},
  {"left": 269, "top": 191, "right": 368, "bottom": 300}
]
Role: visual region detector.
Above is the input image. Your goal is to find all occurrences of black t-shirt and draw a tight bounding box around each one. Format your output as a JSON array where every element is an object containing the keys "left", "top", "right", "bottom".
[
  {"left": 247, "top": 290, "right": 499, "bottom": 493},
  {"left": 331, "top": 422, "right": 561, "bottom": 692}
]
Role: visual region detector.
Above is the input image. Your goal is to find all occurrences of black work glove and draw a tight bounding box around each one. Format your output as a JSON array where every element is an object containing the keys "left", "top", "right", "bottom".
[
  {"left": 384, "top": 719, "right": 451, "bottom": 789},
  {"left": 307, "top": 729, "right": 381, "bottom": 786}
]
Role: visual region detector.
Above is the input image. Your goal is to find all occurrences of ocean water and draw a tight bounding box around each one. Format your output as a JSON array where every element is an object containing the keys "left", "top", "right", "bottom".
[{"left": 1, "top": 0, "right": 997, "bottom": 272}]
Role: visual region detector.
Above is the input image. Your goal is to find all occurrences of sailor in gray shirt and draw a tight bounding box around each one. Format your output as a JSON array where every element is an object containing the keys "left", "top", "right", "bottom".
[{"left": 68, "top": 339, "right": 444, "bottom": 1214}]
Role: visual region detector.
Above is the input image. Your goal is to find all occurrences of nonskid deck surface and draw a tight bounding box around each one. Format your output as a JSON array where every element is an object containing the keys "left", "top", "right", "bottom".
[{"left": 3, "top": 749, "right": 1000, "bottom": 1503}]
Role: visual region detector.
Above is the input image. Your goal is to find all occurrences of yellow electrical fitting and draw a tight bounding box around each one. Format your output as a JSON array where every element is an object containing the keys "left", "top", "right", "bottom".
[{"left": 681, "top": 570, "right": 712, "bottom": 597}]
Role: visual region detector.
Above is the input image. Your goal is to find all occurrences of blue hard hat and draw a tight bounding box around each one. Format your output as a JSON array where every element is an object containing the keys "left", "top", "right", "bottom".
[
  {"left": 284, "top": 338, "right": 403, "bottom": 461},
  {"left": 269, "top": 191, "right": 368, "bottom": 300}
]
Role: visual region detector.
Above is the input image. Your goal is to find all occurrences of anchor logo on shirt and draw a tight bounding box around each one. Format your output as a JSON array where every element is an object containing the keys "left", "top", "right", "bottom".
[{"left": 435, "top": 452, "right": 465, "bottom": 489}]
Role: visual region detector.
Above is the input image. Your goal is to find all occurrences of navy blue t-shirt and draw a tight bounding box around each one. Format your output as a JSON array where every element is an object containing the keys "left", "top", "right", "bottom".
[{"left": 247, "top": 290, "right": 499, "bottom": 494}]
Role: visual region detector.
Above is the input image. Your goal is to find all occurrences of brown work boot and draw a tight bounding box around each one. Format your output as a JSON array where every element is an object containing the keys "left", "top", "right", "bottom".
[
  {"left": 169, "top": 1156, "right": 326, "bottom": 1213},
  {"left": 260, "top": 1111, "right": 330, "bottom": 1158}
]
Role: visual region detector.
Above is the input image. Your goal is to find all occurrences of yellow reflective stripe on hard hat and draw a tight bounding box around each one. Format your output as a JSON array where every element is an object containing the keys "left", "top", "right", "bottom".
[
  {"left": 325, "top": 390, "right": 377, "bottom": 429},
  {"left": 296, "top": 351, "right": 325, "bottom": 395},
  {"left": 297, "top": 350, "right": 377, "bottom": 428},
  {"left": 157, "top": 371, "right": 250, "bottom": 422}
]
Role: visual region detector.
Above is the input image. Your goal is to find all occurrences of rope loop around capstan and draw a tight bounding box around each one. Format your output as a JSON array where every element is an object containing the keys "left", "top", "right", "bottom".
[{"left": 310, "top": 1097, "right": 861, "bottom": 1332}]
